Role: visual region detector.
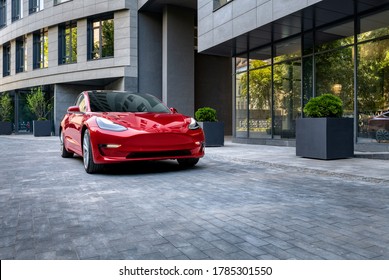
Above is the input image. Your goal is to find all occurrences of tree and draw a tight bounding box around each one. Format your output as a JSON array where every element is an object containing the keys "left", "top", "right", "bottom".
[{"left": 26, "top": 87, "right": 52, "bottom": 120}]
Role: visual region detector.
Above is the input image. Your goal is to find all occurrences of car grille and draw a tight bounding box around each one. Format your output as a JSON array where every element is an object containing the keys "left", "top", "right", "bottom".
[{"left": 126, "top": 150, "right": 192, "bottom": 159}]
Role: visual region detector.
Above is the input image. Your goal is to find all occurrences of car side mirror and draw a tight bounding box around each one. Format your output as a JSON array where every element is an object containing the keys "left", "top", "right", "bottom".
[
  {"left": 67, "top": 106, "right": 81, "bottom": 113},
  {"left": 170, "top": 107, "right": 178, "bottom": 114}
]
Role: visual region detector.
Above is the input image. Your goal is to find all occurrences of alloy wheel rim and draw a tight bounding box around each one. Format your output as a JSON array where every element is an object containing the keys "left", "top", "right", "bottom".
[
  {"left": 60, "top": 133, "right": 64, "bottom": 153},
  {"left": 83, "top": 133, "right": 89, "bottom": 169}
]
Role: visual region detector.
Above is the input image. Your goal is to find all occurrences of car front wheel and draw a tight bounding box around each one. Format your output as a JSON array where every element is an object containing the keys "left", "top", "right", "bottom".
[
  {"left": 177, "top": 158, "right": 199, "bottom": 168},
  {"left": 83, "top": 129, "right": 102, "bottom": 174}
]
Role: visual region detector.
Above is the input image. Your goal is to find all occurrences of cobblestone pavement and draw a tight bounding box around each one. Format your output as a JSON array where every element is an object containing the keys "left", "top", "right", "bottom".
[{"left": 0, "top": 135, "right": 388, "bottom": 260}]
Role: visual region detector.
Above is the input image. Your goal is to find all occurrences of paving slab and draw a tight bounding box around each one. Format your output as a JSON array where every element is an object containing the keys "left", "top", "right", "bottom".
[{"left": 0, "top": 135, "right": 388, "bottom": 260}]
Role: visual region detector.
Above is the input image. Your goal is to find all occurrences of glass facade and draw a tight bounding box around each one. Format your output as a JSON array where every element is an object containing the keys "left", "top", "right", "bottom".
[{"left": 234, "top": 6, "right": 389, "bottom": 145}]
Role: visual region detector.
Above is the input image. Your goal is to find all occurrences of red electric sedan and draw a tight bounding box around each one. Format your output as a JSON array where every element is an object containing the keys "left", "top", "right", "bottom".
[{"left": 60, "top": 91, "right": 205, "bottom": 173}]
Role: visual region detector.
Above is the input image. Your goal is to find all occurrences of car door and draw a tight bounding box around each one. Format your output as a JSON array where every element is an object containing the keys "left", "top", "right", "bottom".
[{"left": 66, "top": 94, "right": 87, "bottom": 155}]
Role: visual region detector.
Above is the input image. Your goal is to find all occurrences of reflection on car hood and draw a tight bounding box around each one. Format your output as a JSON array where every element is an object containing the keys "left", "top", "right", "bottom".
[{"left": 99, "top": 112, "right": 189, "bottom": 133}]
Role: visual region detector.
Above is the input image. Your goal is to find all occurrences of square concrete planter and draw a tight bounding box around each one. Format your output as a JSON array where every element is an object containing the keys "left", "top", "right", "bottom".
[
  {"left": 199, "top": 121, "right": 224, "bottom": 147},
  {"left": 0, "top": 121, "right": 13, "bottom": 135},
  {"left": 296, "top": 118, "right": 354, "bottom": 159},
  {"left": 33, "top": 120, "right": 51, "bottom": 137}
]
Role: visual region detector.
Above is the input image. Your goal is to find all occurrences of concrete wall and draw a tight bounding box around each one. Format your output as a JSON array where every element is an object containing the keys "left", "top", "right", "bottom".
[
  {"left": 198, "top": 0, "right": 322, "bottom": 52},
  {"left": 195, "top": 53, "right": 233, "bottom": 135},
  {"left": 162, "top": 6, "right": 195, "bottom": 116},
  {"left": 138, "top": 12, "right": 163, "bottom": 99}
]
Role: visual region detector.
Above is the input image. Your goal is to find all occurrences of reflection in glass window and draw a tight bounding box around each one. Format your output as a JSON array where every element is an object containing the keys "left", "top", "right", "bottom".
[
  {"left": 357, "top": 39, "right": 389, "bottom": 142},
  {"left": 88, "top": 16, "right": 114, "bottom": 60},
  {"left": 59, "top": 21, "right": 77, "bottom": 64},
  {"left": 88, "top": 92, "right": 171, "bottom": 113},
  {"left": 213, "top": 0, "right": 233, "bottom": 10},
  {"left": 33, "top": 28, "right": 49, "bottom": 69},
  {"left": 316, "top": 46, "right": 354, "bottom": 116},
  {"left": 273, "top": 60, "right": 301, "bottom": 139},
  {"left": 3, "top": 43, "right": 11, "bottom": 77},
  {"left": 29, "top": 0, "right": 44, "bottom": 14},
  {"left": 54, "top": 0, "right": 72, "bottom": 5},
  {"left": 0, "top": 0, "right": 6, "bottom": 28},
  {"left": 16, "top": 36, "right": 27, "bottom": 73},
  {"left": 11, "top": 0, "right": 23, "bottom": 21},
  {"left": 359, "top": 10, "right": 389, "bottom": 42}
]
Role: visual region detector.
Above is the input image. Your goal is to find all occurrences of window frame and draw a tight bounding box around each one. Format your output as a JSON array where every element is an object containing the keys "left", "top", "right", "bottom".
[
  {"left": 54, "top": 0, "right": 72, "bottom": 5},
  {"left": 11, "top": 0, "right": 22, "bottom": 22},
  {"left": 29, "top": 0, "right": 44, "bottom": 14},
  {"left": 16, "top": 36, "right": 27, "bottom": 73},
  {"left": 58, "top": 21, "right": 77, "bottom": 65},
  {"left": 33, "top": 28, "right": 49, "bottom": 69},
  {"left": 213, "top": 0, "right": 233, "bottom": 11},
  {"left": 0, "top": 0, "right": 6, "bottom": 28},
  {"left": 3, "top": 42, "right": 11, "bottom": 77},
  {"left": 87, "top": 14, "right": 114, "bottom": 60}
]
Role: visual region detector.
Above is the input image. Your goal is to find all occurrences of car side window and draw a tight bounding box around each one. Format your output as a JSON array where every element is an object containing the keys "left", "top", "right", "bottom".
[{"left": 75, "top": 94, "right": 86, "bottom": 113}]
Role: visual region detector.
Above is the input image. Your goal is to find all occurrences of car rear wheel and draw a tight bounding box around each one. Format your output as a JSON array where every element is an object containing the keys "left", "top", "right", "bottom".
[
  {"left": 60, "top": 131, "right": 74, "bottom": 158},
  {"left": 177, "top": 158, "right": 199, "bottom": 168},
  {"left": 376, "top": 129, "right": 389, "bottom": 143},
  {"left": 83, "top": 129, "right": 102, "bottom": 174}
]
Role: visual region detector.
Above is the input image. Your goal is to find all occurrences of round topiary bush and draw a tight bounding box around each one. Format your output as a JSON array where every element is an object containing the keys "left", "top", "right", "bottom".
[
  {"left": 303, "top": 94, "right": 343, "bottom": 118},
  {"left": 195, "top": 107, "right": 217, "bottom": 122}
]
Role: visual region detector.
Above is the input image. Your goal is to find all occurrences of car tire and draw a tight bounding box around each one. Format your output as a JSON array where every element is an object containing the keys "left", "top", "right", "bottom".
[
  {"left": 60, "top": 131, "right": 74, "bottom": 158},
  {"left": 376, "top": 129, "right": 389, "bottom": 143},
  {"left": 177, "top": 158, "right": 199, "bottom": 168},
  {"left": 83, "top": 129, "right": 102, "bottom": 174}
]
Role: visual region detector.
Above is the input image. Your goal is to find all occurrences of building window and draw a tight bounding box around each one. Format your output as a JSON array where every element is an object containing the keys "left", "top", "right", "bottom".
[
  {"left": 33, "top": 28, "right": 48, "bottom": 69},
  {"left": 0, "top": 0, "right": 6, "bottom": 28},
  {"left": 88, "top": 15, "right": 114, "bottom": 60},
  {"left": 16, "top": 36, "right": 27, "bottom": 73},
  {"left": 59, "top": 21, "right": 77, "bottom": 64},
  {"left": 29, "top": 0, "right": 44, "bottom": 14},
  {"left": 3, "top": 42, "right": 11, "bottom": 77},
  {"left": 11, "top": 0, "right": 23, "bottom": 22},
  {"left": 54, "top": 0, "right": 72, "bottom": 5},
  {"left": 213, "top": 0, "right": 233, "bottom": 10}
]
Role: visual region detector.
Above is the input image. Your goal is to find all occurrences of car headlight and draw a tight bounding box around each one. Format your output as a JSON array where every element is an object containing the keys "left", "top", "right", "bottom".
[
  {"left": 96, "top": 117, "right": 127, "bottom": 132},
  {"left": 189, "top": 118, "right": 200, "bottom": 130}
]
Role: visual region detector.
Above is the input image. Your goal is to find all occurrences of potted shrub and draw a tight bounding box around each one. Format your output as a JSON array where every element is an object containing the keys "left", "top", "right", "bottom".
[
  {"left": 0, "top": 93, "right": 13, "bottom": 135},
  {"left": 296, "top": 93, "right": 354, "bottom": 159},
  {"left": 26, "top": 87, "right": 53, "bottom": 137},
  {"left": 195, "top": 107, "right": 224, "bottom": 147}
]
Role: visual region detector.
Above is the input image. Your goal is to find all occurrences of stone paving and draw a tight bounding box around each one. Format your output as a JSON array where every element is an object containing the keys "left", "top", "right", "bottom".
[{"left": 0, "top": 135, "right": 388, "bottom": 260}]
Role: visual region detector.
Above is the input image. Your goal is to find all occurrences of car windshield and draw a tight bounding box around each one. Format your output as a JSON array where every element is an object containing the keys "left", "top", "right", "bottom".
[{"left": 88, "top": 91, "right": 171, "bottom": 113}]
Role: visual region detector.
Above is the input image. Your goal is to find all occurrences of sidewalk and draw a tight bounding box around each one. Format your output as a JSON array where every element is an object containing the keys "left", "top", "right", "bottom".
[{"left": 206, "top": 138, "right": 389, "bottom": 183}]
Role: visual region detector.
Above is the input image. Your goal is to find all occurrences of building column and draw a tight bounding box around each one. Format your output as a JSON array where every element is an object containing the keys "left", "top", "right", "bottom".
[{"left": 162, "top": 5, "right": 195, "bottom": 116}]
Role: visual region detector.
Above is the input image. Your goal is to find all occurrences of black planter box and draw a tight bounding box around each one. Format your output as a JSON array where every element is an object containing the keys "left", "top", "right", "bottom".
[
  {"left": 0, "top": 121, "right": 13, "bottom": 135},
  {"left": 296, "top": 118, "right": 354, "bottom": 160},
  {"left": 199, "top": 121, "right": 224, "bottom": 147},
  {"left": 33, "top": 120, "right": 51, "bottom": 137}
]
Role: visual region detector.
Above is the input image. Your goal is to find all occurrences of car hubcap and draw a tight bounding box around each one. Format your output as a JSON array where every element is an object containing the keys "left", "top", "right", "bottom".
[{"left": 83, "top": 133, "right": 89, "bottom": 169}]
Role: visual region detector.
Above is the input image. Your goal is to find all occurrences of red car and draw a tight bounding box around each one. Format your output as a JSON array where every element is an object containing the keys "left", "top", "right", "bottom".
[
  {"left": 60, "top": 91, "right": 205, "bottom": 173},
  {"left": 368, "top": 111, "right": 389, "bottom": 142}
]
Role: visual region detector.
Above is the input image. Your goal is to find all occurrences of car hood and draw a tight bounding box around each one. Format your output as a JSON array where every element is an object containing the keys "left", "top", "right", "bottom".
[{"left": 98, "top": 112, "right": 190, "bottom": 133}]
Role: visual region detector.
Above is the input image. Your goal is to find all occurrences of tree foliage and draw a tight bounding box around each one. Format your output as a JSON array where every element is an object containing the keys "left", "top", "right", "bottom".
[
  {"left": 26, "top": 87, "right": 52, "bottom": 120},
  {"left": 0, "top": 93, "right": 13, "bottom": 122}
]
